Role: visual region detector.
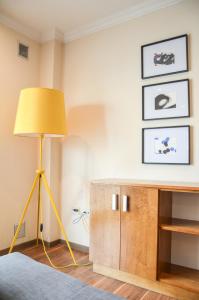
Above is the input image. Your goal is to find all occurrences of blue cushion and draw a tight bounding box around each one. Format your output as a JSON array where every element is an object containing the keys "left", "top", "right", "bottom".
[{"left": 0, "top": 252, "right": 123, "bottom": 300}]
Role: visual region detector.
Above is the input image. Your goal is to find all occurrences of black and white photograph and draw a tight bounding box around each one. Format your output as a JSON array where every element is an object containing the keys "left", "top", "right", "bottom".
[
  {"left": 142, "top": 79, "right": 190, "bottom": 120},
  {"left": 142, "top": 126, "right": 190, "bottom": 165},
  {"left": 141, "top": 34, "right": 188, "bottom": 79}
]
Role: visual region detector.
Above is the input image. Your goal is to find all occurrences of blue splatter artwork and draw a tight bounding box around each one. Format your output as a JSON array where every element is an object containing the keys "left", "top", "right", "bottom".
[{"left": 154, "top": 137, "right": 177, "bottom": 155}]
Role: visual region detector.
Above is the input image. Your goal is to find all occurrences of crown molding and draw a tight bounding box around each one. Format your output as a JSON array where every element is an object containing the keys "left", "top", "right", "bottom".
[
  {"left": 0, "top": 13, "right": 64, "bottom": 43},
  {"left": 0, "top": 12, "right": 41, "bottom": 42},
  {"left": 64, "top": 0, "right": 183, "bottom": 43},
  {"left": 0, "top": 0, "right": 183, "bottom": 44}
]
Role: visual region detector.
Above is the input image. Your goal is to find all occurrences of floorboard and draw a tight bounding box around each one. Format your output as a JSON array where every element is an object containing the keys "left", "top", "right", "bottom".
[{"left": 19, "top": 243, "right": 176, "bottom": 300}]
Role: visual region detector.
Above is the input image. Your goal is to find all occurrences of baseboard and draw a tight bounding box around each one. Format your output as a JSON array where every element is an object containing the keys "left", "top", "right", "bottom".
[
  {"left": 42, "top": 239, "right": 89, "bottom": 253},
  {"left": 0, "top": 239, "right": 89, "bottom": 256},
  {"left": 59, "top": 240, "right": 89, "bottom": 253},
  {"left": 0, "top": 239, "right": 61, "bottom": 256},
  {"left": 43, "top": 239, "right": 60, "bottom": 248},
  {"left": 0, "top": 239, "right": 38, "bottom": 256}
]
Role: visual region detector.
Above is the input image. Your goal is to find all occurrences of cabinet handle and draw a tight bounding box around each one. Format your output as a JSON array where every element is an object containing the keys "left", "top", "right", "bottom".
[
  {"left": 122, "top": 195, "right": 128, "bottom": 212},
  {"left": 112, "top": 194, "right": 118, "bottom": 211}
]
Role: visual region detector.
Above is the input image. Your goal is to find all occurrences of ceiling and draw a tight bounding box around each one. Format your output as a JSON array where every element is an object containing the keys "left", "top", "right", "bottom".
[{"left": 0, "top": 0, "right": 182, "bottom": 42}]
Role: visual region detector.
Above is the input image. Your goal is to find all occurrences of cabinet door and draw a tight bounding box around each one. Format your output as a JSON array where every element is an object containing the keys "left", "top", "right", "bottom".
[
  {"left": 90, "top": 184, "right": 120, "bottom": 269},
  {"left": 120, "top": 186, "right": 158, "bottom": 280}
]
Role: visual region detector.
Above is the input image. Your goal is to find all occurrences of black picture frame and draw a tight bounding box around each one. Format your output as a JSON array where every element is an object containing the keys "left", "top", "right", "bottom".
[
  {"left": 142, "top": 79, "right": 190, "bottom": 121},
  {"left": 141, "top": 34, "right": 189, "bottom": 79},
  {"left": 142, "top": 125, "right": 190, "bottom": 165}
]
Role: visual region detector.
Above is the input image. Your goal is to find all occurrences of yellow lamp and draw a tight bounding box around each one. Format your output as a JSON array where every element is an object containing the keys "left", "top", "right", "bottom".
[
  {"left": 14, "top": 88, "right": 66, "bottom": 137},
  {"left": 9, "top": 88, "right": 77, "bottom": 267}
]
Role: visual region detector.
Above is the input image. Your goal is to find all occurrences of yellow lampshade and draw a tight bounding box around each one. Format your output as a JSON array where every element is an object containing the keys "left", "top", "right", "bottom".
[{"left": 14, "top": 88, "right": 67, "bottom": 137}]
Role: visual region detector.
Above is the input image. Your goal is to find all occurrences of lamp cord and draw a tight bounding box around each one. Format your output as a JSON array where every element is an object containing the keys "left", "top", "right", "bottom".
[{"left": 39, "top": 196, "right": 91, "bottom": 269}]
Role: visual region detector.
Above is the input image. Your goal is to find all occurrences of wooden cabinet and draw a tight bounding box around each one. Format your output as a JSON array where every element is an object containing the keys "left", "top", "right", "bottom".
[
  {"left": 90, "top": 184, "right": 120, "bottom": 269},
  {"left": 90, "top": 180, "right": 199, "bottom": 300},
  {"left": 90, "top": 183, "right": 159, "bottom": 280},
  {"left": 120, "top": 186, "right": 158, "bottom": 280}
]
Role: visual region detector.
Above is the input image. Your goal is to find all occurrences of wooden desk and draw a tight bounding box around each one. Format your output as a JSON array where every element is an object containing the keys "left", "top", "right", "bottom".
[{"left": 90, "top": 179, "right": 199, "bottom": 300}]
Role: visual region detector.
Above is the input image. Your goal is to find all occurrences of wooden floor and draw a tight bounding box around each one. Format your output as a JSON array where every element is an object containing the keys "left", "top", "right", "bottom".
[{"left": 18, "top": 243, "right": 176, "bottom": 300}]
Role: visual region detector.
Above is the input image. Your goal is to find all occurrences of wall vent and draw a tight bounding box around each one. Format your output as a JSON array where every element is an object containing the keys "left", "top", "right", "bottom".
[{"left": 18, "top": 42, "right": 29, "bottom": 59}]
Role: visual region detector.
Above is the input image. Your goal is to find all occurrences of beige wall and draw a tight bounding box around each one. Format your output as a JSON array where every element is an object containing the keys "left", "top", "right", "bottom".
[
  {"left": 0, "top": 25, "right": 64, "bottom": 249},
  {"left": 61, "top": 0, "right": 199, "bottom": 268},
  {"left": 40, "top": 40, "right": 64, "bottom": 242},
  {"left": 0, "top": 24, "right": 40, "bottom": 250}
]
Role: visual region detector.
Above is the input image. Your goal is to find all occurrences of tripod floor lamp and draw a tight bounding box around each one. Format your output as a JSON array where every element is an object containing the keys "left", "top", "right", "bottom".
[{"left": 9, "top": 87, "right": 77, "bottom": 266}]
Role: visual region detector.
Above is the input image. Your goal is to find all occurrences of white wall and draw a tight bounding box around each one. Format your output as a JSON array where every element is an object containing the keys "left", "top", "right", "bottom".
[
  {"left": 0, "top": 25, "right": 64, "bottom": 249},
  {"left": 40, "top": 40, "right": 64, "bottom": 242},
  {"left": 0, "top": 24, "right": 40, "bottom": 250},
  {"left": 61, "top": 0, "right": 199, "bottom": 268}
]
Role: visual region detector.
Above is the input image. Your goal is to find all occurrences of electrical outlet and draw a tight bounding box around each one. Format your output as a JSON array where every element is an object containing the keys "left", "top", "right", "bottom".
[
  {"left": 72, "top": 208, "right": 80, "bottom": 213},
  {"left": 72, "top": 208, "right": 90, "bottom": 215},
  {"left": 14, "top": 222, "right": 25, "bottom": 239}
]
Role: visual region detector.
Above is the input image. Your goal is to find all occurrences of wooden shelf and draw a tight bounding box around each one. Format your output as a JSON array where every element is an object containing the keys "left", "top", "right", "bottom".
[
  {"left": 159, "top": 264, "right": 199, "bottom": 294},
  {"left": 160, "top": 218, "right": 199, "bottom": 236}
]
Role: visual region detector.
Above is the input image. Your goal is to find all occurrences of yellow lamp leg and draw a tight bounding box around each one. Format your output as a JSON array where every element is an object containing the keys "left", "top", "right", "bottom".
[
  {"left": 9, "top": 173, "right": 39, "bottom": 254},
  {"left": 36, "top": 174, "right": 41, "bottom": 246},
  {"left": 41, "top": 173, "right": 77, "bottom": 265}
]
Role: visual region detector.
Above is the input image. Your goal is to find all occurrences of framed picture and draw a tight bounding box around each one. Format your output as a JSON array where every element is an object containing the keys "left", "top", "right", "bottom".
[
  {"left": 142, "top": 79, "right": 190, "bottom": 120},
  {"left": 141, "top": 34, "right": 188, "bottom": 79},
  {"left": 142, "top": 126, "right": 190, "bottom": 165}
]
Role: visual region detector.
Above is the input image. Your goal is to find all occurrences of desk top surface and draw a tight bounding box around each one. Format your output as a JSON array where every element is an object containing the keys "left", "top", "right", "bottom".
[{"left": 91, "top": 179, "right": 199, "bottom": 192}]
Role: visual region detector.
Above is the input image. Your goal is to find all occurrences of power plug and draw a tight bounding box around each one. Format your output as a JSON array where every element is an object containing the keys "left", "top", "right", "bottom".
[{"left": 82, "top": 210, "right": 90, "bottom": 215}]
